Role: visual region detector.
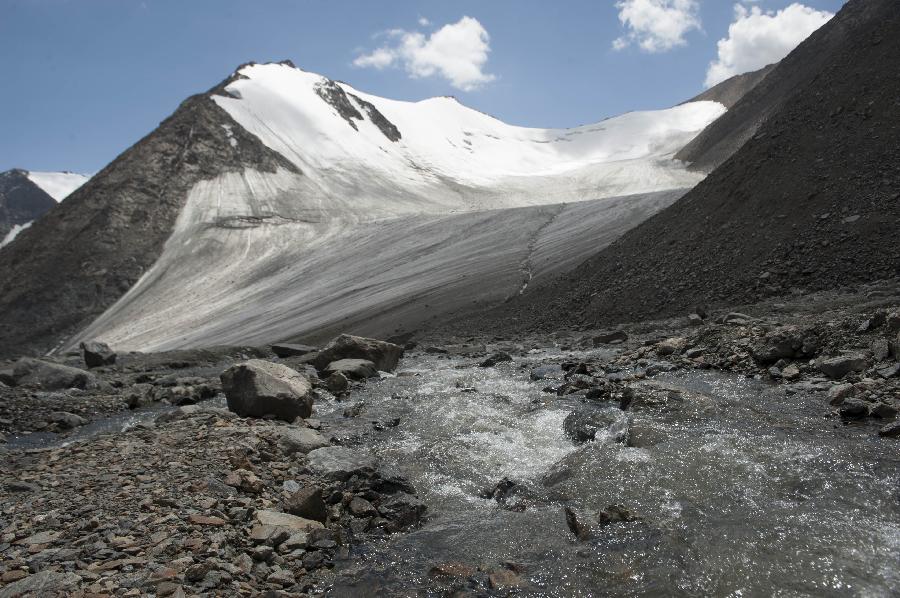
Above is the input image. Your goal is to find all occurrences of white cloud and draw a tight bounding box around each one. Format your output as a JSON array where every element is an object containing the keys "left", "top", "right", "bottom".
[
  {"left": 705, "top": 3, "right": 833, "bottom": 87},
  {"left": 418, "top": 17, "right": 431, "bottom": 27},
  {"left": 353, "top": 16, "right": 495, "bottom": 92},
  {"left": 613, "top": 0, "right": 701, "bottom": 53}
]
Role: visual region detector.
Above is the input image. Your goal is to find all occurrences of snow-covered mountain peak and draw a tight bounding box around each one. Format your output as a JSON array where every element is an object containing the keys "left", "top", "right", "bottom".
[
  {"left": 210, "top": 61, "right": 726, "bottom": 209},
  {"left": 26, "top": 171, "right": 89, "bottom": 201}
]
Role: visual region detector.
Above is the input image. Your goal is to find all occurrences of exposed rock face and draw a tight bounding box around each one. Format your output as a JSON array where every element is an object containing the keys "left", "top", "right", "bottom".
[
  {"left": 683, "top": 64, "right": 776, "bottom": 111},
  {"left": 0, "top": 77, "right": 297, "bottom": 359},
  {"left": 483, "top": 0, "right": 900, "bottom": 333},
  {"left": 80, "top": 340, "right": 116, "bottom": 368},
  {"left": 313, "top": 335, "right": 403, "bottom": 373},
  {"left": 0, "top": 169, "right": 58, "bottom": 241},
  {"left": 220, "top": 360, "right": 313, "bottom": 421},
  {"left": 12, "top": 358, "right": 109, "bottom": 391}
]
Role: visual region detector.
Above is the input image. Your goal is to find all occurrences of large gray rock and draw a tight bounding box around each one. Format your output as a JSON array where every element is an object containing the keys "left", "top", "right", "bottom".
[
  {"left": 313, "top": 334, "right": 403, "bottom": 372},
  {"left": 221, "top": 360, "right": 313, "bottom": 421},
  {"left": 818, "top": 355, "right": 868, "bottom": 379},
  {"left": 80, "top": 340, "right": 116, "bottom": 368},
  {"left": 749, "top": 325, "right": 819, "bottom": 365},
  {"left": 12, "top": 357, "right": 109, "bottom": 391},
  {"left": 324, "top": 358, "right": 377, "bottom": 380},
  {"left": 306, "top": 446, "right": 376, "bottom": 480},
  {"left": 283, "top": 487, "right": 327, "bottom": 522},
  {"left": 276, "top": 426, "right": 330, "bottom": 455}
]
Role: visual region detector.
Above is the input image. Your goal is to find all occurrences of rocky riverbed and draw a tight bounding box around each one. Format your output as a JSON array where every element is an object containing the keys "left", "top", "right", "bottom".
[{"left": 1, "top": 287, "right": 898, "bottom": 596}]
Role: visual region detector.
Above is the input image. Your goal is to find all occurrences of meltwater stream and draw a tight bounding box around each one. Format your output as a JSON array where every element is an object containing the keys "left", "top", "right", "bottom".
[{"left": 318, "top": 349, "right": 900, "bottom": 597}]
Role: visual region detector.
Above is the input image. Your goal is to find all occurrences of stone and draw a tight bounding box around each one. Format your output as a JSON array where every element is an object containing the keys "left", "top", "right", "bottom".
[
  {"left": 872, "top": 339, "right": 891, "bottom": 362},
  {"left": 876, "top": 363, "right": 900, "bottom": 379},
  {"left": 488, "top": 568, "right": 524, "bottom": 590},
  {"left": 818, "top": 355, "right": 868, "bottom": 379},
  {"left": 593, "top": 330, "right": 628, "bottom": 345},
  {"left": 530, "top": 364, "right": 564, "bottom": 381},
  {"left": 12, "top": 357, "right": 109, "bottom": 391},
  {"left": 324, "top": 358, "right": 378, "bottom": 380},
  {"left": 0, "top": 570, "right": 81, "bottom": 598},
  {"left": 48, "top": 411, "right": 89, "bottom": 429},
  {"left": 687, "top": 313, "right": 704, "bottom": 326},
  {"left": 723, "top": 312, "right": 754, "bottom": 325},
  {"left": 188, "top": 514, "right": 226, "bottom": 526},
  {"left": 325, "top": 371, "right": 349, "bottom": 393},
  {"left": 839, "top": 399, "right": 869, "bottom": 419},
  {"left": 220, "top": 359, "right": 313, "bottom": 421},
  {"left": 878, "top": 421, "right": 900, "bottom": 438},
  {"left": 313, "top": 334, "right": 404, "bottom": 372},
  {"left": 1, "top": 571, "right": 27, "bottom": 583},
  {"left": 80, "top": 340, "right": 116, "bottom": 368},
  {"left": 377, "top": 492, "right": 426, "bottom": 530},
  {"left": 749, "top": 325, "right": 819, "bottom": 365},
  {"left": 781, "top": 364, "right": 801, "bottom": 381},
  {"left": 827, "top": 383, "right": 855, "bottom": 405},
  {"left": 306, "top": 446, "right": 376, "bottom": 481},
  {"left": 267, "top": 568, "right": 295, "bottom": 586},
  {"left": 479, "top": 352, "right": 512, "bottom": 368},
  {"left": 349, "top": 496, "right": 377, "bottom": 517},
  {"left": 255, "top": 509, "right": 324, "bottom": 532},
  {"left": 870, "top": 402, "right": 898, "bottom": 419},
  {"left": 223, "top": 469, "right": 264, "bottom": 494},
  {"left": 276, "top": 426, "right": 330, "bottom": 455},
  {"left": 562, "top": 407, "right": 623, "bottom": 444},
  {"left": 656, "top": 337, "right": 685, "bottom": 356},
  {"left": 283, "top": 487, "right": 328, "bottom": 523},
  {"left": 429, "top": 563, "right": 476, "bottom": 578},
  {"left": 271, "top": 343, "right": 317, "bottom": 357}
]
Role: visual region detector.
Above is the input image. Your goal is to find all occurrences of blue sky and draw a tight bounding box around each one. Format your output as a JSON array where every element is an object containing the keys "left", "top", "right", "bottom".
[{"left": 1, "top": 0, "right": 844, "bottom": 173}]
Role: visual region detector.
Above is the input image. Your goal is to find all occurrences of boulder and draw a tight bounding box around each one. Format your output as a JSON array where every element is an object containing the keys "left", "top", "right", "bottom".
[
  {"left": 687, "top": 314, "right": 704, "bottom": 327},
  {"left": 324, "top": 358, "right": 378, "bottom": 380},
  {"left": 0, "top": 571, "right": 82, "bottom": 598},
  {"left": 80, "top": 340, "right": 116, "bottom": 368},
  {"left": 48, "top": 411, "right": 88, "bottom": 429},
  {"left": 656, "top": 337, "right": 686, "bottom": 356},
  {"left": 562, "top": 407, "right": 624, "bottom": 444},
  {"left": 722, "top": 312, "right": 754, "bottom": 325},
  {"left": 271, "top": 343, "right": 317, "bottom": 358},
  {"left": 749, "top": 325, "right": 819, "bottom": 365},
  {"left": 479, "top": 352, "right": 512, "bottom": 368},
  {"left": 283, "top": 487, "right": 327, "bottom": 522},
  {"left": 275, "top": 427, "right": 330, "bottom": 455},
  {"left": 12, "top": 358, "right": 109, "bottom": 391},
  {"left": 306, "top": 446, "right": 376, "bottom": 481},
  {"left": 597, "top": 504, "right": 640, "bottom": 526},
  {"left": 313, "top": 334, "right": 403, "bottom": 372},
  {"left": 839, "top": 399, "right": 869, "bottom": 419},
  {"left": 876, "top": 363, "right": 900, "bottom": 379},
  {"left": 325, "top": 371, "right": 349, "bottom": 393},
  {"left": 818, "top": 355, "right": 868, "bottom": 379},
  {"left": 220, "top": 360, "right": 313, "bottom": 421},
  {"left": 593, "top": 330, "right": 628, "bottom": 345},
  {"left": 827, "top": 383, "right": 855, "bottom": 406}
]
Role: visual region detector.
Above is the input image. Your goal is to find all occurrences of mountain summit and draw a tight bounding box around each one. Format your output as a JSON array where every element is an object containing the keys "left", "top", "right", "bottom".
[{"left": 0, "top": 61, "right": 730, "bottom": 357}]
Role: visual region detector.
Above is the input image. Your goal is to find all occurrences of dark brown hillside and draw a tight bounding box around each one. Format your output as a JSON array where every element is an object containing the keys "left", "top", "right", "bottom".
[{"left": 479, "top": 0, "right": 900, "bottom": 333}]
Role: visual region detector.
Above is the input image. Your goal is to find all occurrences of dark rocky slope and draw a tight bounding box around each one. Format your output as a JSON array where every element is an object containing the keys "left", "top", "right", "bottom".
[
  {"left": 675, "top": 1, "right": 875, "bottom": 172},
  {"left": 682, "top": 64, "right": 775, "bottom": 111},
  {"left": 479, "top": 0, "right": 900, "bottom": 333},
  {"left": 0, "top": 76, "right": 296, "bottom": 359},
  {"left": 0, "top": 169, "right": 58, "bottom": 239}
]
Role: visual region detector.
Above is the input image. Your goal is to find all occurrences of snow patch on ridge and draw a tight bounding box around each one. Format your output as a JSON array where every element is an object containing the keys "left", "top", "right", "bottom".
[
  {"left": 0, "top": 222, "right": 32, "bottom": 249},
  {"left": 26, "top": 171, "right": 90, "bottom": 201}
]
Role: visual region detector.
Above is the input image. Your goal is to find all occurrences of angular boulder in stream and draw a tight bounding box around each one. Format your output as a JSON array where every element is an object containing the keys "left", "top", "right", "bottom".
[
  {"left": 220, "top": 359, "right": 313, "bottom": 421},
  {"left": 313, "top": 334, "right": 403, "bottom": 373},
  {"left": 324, "top": 358, "right": 378, "bottom": 380}
]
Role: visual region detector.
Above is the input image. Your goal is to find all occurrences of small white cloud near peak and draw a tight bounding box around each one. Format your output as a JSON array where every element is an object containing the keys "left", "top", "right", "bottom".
[
  {"left": 353, "top": 16, "right": 496, "bottom": 92},
  {"left": 705, "top": 3, "right": 833, "bottom": 87},
  {"left": 613, "top": 0, "right": 701, "bottom": 53},
  {"left": 418, "top": 17, "right": 431, "bottom": 27}
]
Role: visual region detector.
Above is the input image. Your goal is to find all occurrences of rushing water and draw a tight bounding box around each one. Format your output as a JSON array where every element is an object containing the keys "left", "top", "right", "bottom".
[{"left": 320, "top": 349, "right": 900, "bottom": 597}]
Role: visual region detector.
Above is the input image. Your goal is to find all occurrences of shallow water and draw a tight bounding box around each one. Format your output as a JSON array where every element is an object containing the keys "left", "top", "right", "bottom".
[{"left": 321, "top": 350, "right": 900, "bottom": 597}]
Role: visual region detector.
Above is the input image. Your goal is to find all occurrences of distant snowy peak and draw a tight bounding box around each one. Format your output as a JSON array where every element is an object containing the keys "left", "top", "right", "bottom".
[
  {"left": 211, "top": 62, "right": 726, "bottom": 190},
  {"left": 26, "top": 171, "right": 90, "bottom": 201}
]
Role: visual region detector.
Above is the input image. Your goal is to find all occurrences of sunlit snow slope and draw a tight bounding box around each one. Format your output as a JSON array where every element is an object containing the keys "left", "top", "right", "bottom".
[
  {"left": 70, "top": 62, "right": 725, "bottom": 351},
  {"left": 26, "top": 171, "right": 89, "bottom": 201}
]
